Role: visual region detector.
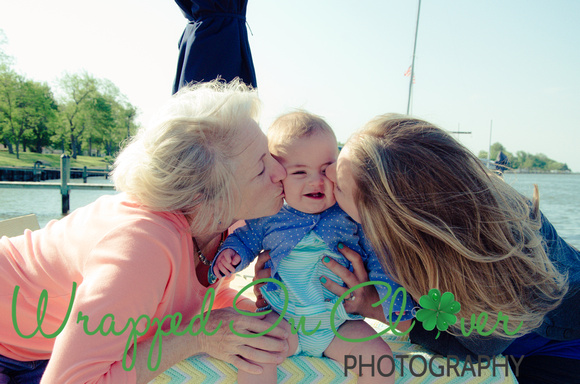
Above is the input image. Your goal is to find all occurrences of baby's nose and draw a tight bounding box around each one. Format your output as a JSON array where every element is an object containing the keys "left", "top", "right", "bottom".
[{"left": 309, "top": 173, "right": 325, "bottom": 186}]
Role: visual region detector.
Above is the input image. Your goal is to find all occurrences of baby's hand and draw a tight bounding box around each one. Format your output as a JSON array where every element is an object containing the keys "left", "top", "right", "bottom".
[{"left": 213, "top": 249, "right": 242, "bottom": 279}]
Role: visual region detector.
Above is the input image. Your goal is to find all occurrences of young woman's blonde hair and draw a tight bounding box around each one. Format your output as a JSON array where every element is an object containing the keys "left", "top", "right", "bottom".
[
  {"left": 267, "top": 110, "right": 336, "bottom": 155},
  {"left": 348, "top": 113, "right": 568, "bottom": 338},
  {"left": 112, "top": 79, "right": 261, "bottom": 234}
]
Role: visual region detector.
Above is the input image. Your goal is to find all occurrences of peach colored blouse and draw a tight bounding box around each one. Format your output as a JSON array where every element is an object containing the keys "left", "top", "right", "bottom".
[{"left": 0, "top": 193, "right": 239, "bottom": 383}]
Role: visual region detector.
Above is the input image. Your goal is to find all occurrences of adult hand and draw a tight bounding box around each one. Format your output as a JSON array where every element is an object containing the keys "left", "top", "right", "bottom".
[
  {"left": 319, "top": 244, "right": 383, "bottom": 321},
  {"left": 132, "top": 305, "right": 289, "bottom": 383},
  {"left": 253, "top": 250, "right": 271, "bottom": 309},
  {"left": 199, "top": 307, "right": 288, "bottom": 374}
]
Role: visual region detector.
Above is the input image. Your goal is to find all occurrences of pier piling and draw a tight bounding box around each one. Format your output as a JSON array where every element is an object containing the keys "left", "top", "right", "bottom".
[{"left": 60, "top": 154, "right": 71, "bottom": 214}]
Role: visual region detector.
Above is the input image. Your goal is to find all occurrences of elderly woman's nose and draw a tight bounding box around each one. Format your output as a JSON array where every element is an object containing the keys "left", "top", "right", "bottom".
[{"left": 269, "top": 157, "right": 286, "bottom": 182}]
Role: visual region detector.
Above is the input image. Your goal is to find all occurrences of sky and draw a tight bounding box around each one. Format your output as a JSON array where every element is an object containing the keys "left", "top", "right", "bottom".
[{"left": 1, "top": 0, "right": 579, "bottom": 171}]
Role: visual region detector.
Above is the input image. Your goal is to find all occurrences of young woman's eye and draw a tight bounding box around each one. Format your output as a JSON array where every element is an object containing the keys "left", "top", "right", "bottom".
[{"left": 257, "top": 167, "right": 265, "bottom": 176}]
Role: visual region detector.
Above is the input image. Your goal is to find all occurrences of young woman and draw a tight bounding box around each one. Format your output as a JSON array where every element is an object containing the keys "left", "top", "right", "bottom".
[{"left": 321, "top": 113, "right": 579, "bottom": 383}]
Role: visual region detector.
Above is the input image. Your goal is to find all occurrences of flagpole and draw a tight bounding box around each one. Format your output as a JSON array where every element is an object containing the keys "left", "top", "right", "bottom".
[{"left": 406, "top": 0, "right": 422, "bottom": 115}]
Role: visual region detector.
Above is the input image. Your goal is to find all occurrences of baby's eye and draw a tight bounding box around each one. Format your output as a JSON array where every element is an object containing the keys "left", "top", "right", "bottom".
[{"left": 292, "top": 171, "right": 306, "bottom": 175}]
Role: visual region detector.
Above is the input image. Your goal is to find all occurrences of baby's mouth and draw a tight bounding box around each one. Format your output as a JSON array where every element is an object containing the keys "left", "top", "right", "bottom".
[{"left": 305, "top": 192, "right": 325, "bottom": 199}]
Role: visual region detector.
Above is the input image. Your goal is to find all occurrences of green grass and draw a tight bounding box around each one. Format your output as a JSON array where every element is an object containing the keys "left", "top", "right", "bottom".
[{"left": 0, "top": 149, "right": 111, "bottom": 169}]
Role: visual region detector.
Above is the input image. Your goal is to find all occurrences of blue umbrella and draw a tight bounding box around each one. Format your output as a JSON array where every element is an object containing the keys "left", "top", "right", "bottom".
[{"left": 173, "top": 0, "right": 257, "bottom": 93}]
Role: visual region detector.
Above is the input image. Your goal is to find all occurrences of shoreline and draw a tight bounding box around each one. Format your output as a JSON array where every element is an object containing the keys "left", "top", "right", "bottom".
[{"left": 502, "top": 170, "right": 578, "bottom": 175}]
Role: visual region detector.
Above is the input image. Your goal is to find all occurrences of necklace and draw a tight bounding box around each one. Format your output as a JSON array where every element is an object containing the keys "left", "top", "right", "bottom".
[
  {"left": 192, "top": 237, "right": 212, "bottom": 266},
  {"left": 192, "top": 232, "right": 227, "bottom": 266}
]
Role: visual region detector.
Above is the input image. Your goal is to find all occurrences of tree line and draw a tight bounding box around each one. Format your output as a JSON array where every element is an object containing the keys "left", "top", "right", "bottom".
[
  {"left": 478, "top": 142, "right": 570, "bottom": 172},
  {"left": 1, "top": 32, "right": 138, "bottom": 160}
]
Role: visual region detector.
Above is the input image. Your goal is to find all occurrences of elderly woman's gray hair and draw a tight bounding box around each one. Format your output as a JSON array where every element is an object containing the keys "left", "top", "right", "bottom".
[{"left": 113, "top": 79, "right": 261, "bottom": 234}]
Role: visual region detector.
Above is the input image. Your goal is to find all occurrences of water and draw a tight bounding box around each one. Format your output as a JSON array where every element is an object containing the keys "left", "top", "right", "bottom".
[
  {"left": 1, "top": 174, "right": 579, "bottom": 248},
  {"left": 0, "top": 177, "right": 118, "bottom": 229},
  {"left": 502, "top": 173, "right": 580, "bottom": 248}
]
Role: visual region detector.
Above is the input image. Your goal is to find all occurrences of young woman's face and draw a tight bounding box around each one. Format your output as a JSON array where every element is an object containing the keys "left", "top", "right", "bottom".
[
  {"left": 232, "top": 119, "right": 286, "bottom": 221},
  {"left": 325, "top": 144, "right": 361, "bottom": 223}
]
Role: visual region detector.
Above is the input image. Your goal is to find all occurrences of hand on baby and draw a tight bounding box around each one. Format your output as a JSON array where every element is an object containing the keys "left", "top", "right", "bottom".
[{"left": 213, "top": 248, "right": 241, "bottom": 279}]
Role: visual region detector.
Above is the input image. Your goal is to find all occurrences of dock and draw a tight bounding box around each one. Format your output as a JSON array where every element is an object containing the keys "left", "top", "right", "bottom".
[{"left": 0, "top": 154, "right": 115, "bottom": 214}]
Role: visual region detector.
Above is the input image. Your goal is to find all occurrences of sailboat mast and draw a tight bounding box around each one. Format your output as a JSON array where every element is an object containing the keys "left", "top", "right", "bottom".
[
  {"left": 407, "top": 0, "right": 422, "bottom": 115},
  {"left": 487, "top": 120, "right": 493, "bottom": 168}
]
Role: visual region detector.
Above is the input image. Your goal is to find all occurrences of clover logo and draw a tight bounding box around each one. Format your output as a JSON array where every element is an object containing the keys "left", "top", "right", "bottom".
[{"left": 416, "top": 288, "right": 461, "bottom": 339}]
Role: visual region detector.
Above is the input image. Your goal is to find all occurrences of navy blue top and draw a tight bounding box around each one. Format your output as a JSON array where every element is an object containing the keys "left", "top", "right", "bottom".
[
  {"left": 409, "top": 210, "right": 580, "bottom": 359},
  {"left": 503, "top": 332, "right": 580, "bottom": 359}
]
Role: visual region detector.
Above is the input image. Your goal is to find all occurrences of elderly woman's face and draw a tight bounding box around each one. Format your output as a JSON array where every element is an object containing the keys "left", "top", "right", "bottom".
[
  {"left": 326, "top": 144, "right": 361, "bottom": 223},
  {"left": 233, "top": 119, "right": 286, "bottom": 221}
]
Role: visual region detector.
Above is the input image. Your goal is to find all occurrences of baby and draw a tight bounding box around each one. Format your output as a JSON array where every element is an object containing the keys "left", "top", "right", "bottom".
[{"left": 210, "top": 111, "right": 414, "bottom": 383}]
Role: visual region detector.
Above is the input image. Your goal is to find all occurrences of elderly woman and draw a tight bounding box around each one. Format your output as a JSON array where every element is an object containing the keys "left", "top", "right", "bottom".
[
  {"left": 0, "top": 79, "right": 289, "bottom": 384},
  {"left": 317, "top": 113, "right": 580, "bottom": 383}
]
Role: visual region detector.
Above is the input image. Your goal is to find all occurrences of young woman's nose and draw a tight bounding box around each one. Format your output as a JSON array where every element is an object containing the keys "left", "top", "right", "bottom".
[{"left": 326, "top": 163, "right": 337, "bottom": 183}]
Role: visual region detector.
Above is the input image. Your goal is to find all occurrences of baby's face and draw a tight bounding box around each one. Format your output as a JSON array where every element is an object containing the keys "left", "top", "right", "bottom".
[{"left": 276, "top": 132, "right": 339, "bottom": 214}]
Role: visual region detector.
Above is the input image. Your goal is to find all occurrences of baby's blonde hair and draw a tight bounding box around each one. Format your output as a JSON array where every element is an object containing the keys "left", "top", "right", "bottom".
[{"left": 267, "top": 110, "right": 336, "bottom": 156}]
